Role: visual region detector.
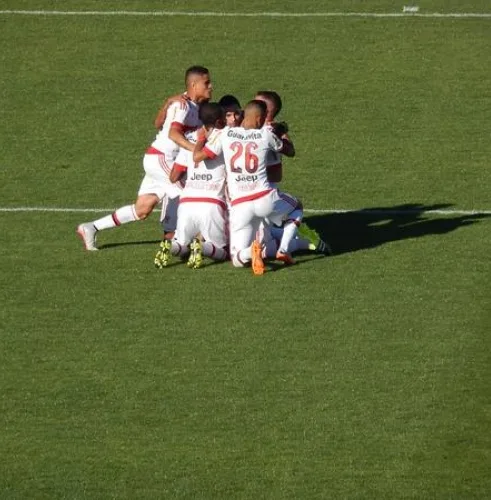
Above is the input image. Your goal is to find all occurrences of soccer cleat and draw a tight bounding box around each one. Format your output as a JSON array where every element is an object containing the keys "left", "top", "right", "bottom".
[
  {"left": 313, "top": 239, "right": 333, "bottom": 256},
  {"left": 297, "top": 223, "right": 332, "bottom": 255},
  {"left": 76, "top": 223, "right": 98, "bottom": 251},
  {"left": 154, "top": 240, "right": 172, "bottom": 268},
  {"left": 251, "top": 240, "right": 265, "bottom": 276},
  {"left": 187, "top": 238, "right": 203, "bottom": 269},
  {"left": 276, "top": 251, "right": 296, "bottom": 265}
]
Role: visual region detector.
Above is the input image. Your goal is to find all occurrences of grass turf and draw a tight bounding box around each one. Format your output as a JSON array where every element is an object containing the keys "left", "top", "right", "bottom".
[{"left": 0, "top": 2, "right": 490, "bottom": 498}]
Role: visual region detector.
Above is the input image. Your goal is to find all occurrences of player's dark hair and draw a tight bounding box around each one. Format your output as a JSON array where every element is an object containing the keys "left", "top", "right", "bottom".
[
  {"left": 185, "top": 65, "right": 209, "bottom": 85},
  {"left": 256, "top": 90, "right": 282, "bottom": 116},
  {"left": 218, "top": 94, "right": 241, "bottom": 111},
  {"left": 245, "top": 99, "right": 268, "bottom": 116},
  {"left": 198, "top": 102, "right": 225, "bottom": 127}
]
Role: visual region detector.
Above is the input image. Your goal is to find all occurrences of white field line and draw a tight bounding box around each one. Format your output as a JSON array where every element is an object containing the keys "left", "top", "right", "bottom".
[
  {"left": 0, "top": 207, "right": 490, "bottom": 216},
  {"left": 0, "top": 10, "right": 490, "bottom": 19}
]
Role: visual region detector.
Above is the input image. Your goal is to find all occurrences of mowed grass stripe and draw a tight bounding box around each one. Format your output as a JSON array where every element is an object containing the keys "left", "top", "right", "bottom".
[{"left": 1, "top": 9, "right": 491, "bottom": 18}]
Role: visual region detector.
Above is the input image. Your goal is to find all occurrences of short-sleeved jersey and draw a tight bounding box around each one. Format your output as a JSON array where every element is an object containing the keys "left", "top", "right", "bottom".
[
  {"left": 204, "top": 126, "right": 283, "bottom": 204},
  {"left": 174, "top": 129, "right": 227, "bottom": 203},
  {"left": 150, "top": 99, "right": 201, "bottom": 161}
]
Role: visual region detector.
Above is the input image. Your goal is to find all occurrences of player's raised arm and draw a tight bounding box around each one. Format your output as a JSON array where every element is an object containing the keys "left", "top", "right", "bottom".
[{"left": 272, "top": 122, "right": 295, "bottom": 157}]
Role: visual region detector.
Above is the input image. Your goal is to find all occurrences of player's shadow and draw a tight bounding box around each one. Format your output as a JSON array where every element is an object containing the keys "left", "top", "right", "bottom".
[
  {"left": 302, "top": 203, "right": 490, "bottom": 256},
  {"left": 98, "top": 239, "right": 161, "bottom": 250}
]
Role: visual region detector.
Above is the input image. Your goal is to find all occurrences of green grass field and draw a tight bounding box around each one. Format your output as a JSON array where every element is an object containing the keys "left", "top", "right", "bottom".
[{"left": 1, "top": 2, "right": 490, "bottom": 498}]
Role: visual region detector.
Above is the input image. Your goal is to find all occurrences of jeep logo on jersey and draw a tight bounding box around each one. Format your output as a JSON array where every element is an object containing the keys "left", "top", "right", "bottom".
[
  {"left": 189, "top": 173, "right": 213, "bottom": 182},
  {"left": 236, "top": 174, "right": 258, "bottom": 183}
]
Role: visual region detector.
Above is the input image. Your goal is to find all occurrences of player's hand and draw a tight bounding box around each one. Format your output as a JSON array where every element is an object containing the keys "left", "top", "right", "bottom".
[
  {"left": 166, "top": 93, "right": 189, "bottom": 106},
  {"left": 272, "top": 121, "right": 289, "bottom": 138}
]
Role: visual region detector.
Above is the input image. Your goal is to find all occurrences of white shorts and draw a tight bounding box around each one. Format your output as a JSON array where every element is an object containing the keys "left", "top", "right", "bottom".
[
  {"left": 174, "top": 200, "right": 228, "bottom": 248},
  {"left": 138, "top": 154, "right": 183, "bottom": 200},
  {"left": 230, "top": 189, "right": 281, "bottom": 255},
  {"left": 267, "top": 191, "right": 301, "bottom": 226}
]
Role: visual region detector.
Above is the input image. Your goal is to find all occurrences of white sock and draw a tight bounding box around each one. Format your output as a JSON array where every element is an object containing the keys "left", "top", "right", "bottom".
[
  {"left": 278, "top": 221, "right": 299, "bottom": 253},
  {"left": 171, "top": 240, "right": 189, "bottom": 258},
  {"left": 203, "top": 242, "right": 227, "bottom": 261},
  {"left": 93, "top": 205, "right": 139, "bottom": 231},
  {"left": 232, "top": 247, "right": 251, "bottom": 267}
]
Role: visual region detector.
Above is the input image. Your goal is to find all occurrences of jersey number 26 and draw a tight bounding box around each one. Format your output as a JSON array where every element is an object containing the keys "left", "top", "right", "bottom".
[{"left": 230, "top": 142, "right": 258, "bottom": 173}]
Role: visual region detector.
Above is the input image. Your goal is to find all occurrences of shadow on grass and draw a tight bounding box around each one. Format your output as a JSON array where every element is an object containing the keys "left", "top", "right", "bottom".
[
  {"left": 98, "top": 239, "right": 161, "bottom": 250},
  {"left": 303, "top": 203, "right": 490, "bottom": 256}
]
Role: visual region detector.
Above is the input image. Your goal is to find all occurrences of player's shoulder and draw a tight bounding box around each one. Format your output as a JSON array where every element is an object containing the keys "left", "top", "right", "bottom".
[
  {"left": 208, "top": 126, "right": 227, "bottom": 142},
  {"left": 169, "top": 97, "right": 191, "bottom": 113}
]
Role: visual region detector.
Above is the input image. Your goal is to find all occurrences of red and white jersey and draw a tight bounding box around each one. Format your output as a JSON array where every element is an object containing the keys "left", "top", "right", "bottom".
[
  {"left": 150, "top": 99, "right": 201, "bottom": 161},
  {"left": 264, "top": 123, "right": 282, "bottom": 169},
  {"left": 204, "top": 126, "right": 283, "bottom": 205},
  {"left": 174, "top": 129, "right": 227, "bottom": 205}
]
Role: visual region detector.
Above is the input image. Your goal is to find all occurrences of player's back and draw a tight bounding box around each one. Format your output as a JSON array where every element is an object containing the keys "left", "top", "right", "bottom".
[
  {"left": 221, "top": 126, "right": 282, "bottom": 203},
  {"left": 175, "top": 129, "right": 227, "bottom": 202}
]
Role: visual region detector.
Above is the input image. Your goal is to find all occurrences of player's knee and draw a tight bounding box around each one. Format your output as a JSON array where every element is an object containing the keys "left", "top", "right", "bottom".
[{"left": 135, "top": 202, "right": 155, "bottom": 220}]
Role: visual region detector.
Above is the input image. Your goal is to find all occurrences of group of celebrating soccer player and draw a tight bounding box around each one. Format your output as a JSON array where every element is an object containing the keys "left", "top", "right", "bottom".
[{"left": 77, "top": 66, "right": 330, "bottom": 275}]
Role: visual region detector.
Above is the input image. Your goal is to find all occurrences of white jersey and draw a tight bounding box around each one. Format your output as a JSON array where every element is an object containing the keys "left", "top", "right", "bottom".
[
  {"left": 264, "top": 123, "right": 282, "bottom": 168},
  {"left": 174, "top": 129, "right": 227, "bottom": 204},
  {"left": 204, "top": 126, "right": 283, "bottom": 205},
  {"left": 150, "top": 99, "right": 201, "bottom": 161}
]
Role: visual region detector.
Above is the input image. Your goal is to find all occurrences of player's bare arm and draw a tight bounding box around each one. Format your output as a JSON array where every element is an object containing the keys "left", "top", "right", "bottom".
[
  {"left": 267, "top": 165, "right": 282, "bottom": 183},
  {"left": 169, "top": 126, "right": 196, "bottom": 152},
  {"left": 169, "top": 165, "right": 186, "bottom": 184},
  {"left": 280, "top": 136, "right": 295, "bottom": 157},
  {"left": 192, "top": 125, "right": 215, "bottom": 162}
]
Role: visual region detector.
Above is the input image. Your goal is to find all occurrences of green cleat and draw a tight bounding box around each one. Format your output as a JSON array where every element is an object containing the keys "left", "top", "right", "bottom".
[
  {"left": 187, "top": 238, "right": 203, "bottom": 269},
  {"left": 154, "top": 239, "right": 172, "bottom": 268},
  {"left": 297, "top": 223, "right": 332, "bottom": 255}
]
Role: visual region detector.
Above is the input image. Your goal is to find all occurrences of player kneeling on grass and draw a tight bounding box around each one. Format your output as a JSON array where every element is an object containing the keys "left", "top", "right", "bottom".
[
  {"left": 154, "top": 102, "right": 229, "bottom": 269},
  {"left": 195, "top": 99, "right": 296, "bottom": 275}
]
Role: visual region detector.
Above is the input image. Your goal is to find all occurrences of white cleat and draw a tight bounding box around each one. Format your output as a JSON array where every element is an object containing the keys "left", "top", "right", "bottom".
[{"left": 77, "top": 223, "right": 98, "bottom": 251}]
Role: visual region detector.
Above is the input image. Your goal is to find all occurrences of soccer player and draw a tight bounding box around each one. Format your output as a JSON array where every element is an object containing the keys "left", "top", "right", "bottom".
[
  {"left": 218, "top": 94, "right": 243, "bottom": 127},
  {"left": 255, "top": 90, "right": 331, "bottom": 256},
  {"left": 194, "top": 100, "right": 298, "bottom": 275},
  {"left": 76, "top": 66, "right": 213, "bottom": 251},
  {"left": 154, "top": 102, "right": 228, "bottom": 269}
]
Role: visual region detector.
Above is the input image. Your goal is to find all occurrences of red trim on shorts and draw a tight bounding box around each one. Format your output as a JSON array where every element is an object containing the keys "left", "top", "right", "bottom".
[
  {"left": 231, "top": 189, "right": 273, "bottom": 207},
  {"left": 202, "top": 146, "right": 217, "bottom": 159},
  {"left": 146, "top": 146, "right": 163, "bottom": 155},
  {"left": 158, "top": 154, "right": 171, "bottom": 175},
  {"left": 180, "top": 197, "right": 227, "bottom": 210},
  {"left": 112, "top": 212, "right": 121, "bottom": 226}
]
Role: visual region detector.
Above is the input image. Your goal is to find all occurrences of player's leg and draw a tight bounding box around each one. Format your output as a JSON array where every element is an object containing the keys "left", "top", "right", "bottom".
[
  {"left": 160, "top": 194, "right": 180, "bottom": 240},
  {"left": 77, "top": 155, "right": 165, "bottom": 251},
  {"left": 230, "top": 204, "right": 255, "bottom": 268},
  {"left": 199, "top": 204, "right": 228, "bottom": 263},
  {"left": 155, "top": 203, "right": 195, "bottom": 268},
  {"left": 269, "top": 191, "right": 303, "bottom": 264}
]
